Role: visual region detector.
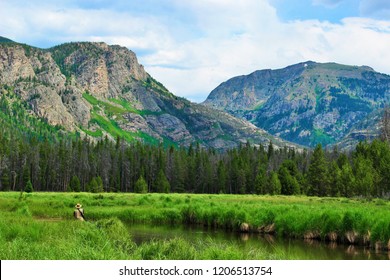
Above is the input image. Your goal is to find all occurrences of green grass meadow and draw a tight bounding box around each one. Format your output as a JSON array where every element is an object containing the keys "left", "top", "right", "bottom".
[{"left": 0, "top": 192, "right": 390, "bottom": 260}]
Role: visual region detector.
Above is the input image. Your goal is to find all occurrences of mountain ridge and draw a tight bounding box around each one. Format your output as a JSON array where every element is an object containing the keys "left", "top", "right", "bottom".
[
  {"left": 204, "top": 61, "right": 390, "bottom": 148},
  {"left": 0, "top": 38, "right": 292, "bottom": 150},
  {"left": 0, "top": 36, "right": 14, "bottom": 43}
]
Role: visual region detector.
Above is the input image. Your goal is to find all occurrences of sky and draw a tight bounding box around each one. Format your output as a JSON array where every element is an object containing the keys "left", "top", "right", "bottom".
[{"left": 1, "top": 0, "right": 390, "bottom": 102}]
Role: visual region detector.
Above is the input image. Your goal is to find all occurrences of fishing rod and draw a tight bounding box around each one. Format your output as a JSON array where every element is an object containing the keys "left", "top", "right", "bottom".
[{"left": 78, "top": 208, "right": 87, "bottom": 221}]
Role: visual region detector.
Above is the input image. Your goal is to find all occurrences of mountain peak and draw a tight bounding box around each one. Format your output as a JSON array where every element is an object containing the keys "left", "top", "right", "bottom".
[
  {"left": 0, "top": 39, "right": 289, "bottom": 150},
  {"left": 204, "top": 61, "right": 390, "bottom": 148}
]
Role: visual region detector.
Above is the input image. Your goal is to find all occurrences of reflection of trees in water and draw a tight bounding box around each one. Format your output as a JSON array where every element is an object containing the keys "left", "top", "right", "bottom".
[
  {"left": 127, "top": 223, "right": 390, "bottom": 260},
  {"left": 263, "top": 234, "right": 275, "bottom": 244},
  {"left": 253, "top": 233, "right": 275, "bottom": 244},
  {"left": 363, "top": 247, "right": 372, "bottom": 260},
  {"left": 346, "top": 245, "right": 358, "bottom": 256},
  {"left": 327, "top": 242, "right": 338, "bottom": 250},
  {"left": 303, "top": 238, "right": 321, "bottom": 247}
]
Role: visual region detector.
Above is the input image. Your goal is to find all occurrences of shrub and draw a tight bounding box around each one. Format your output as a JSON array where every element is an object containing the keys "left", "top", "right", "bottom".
[
  {"left": 134, "top": 176, "right": 148, "bottom": 193},
  {"left": 87, "top": 177, "right": 104, "bottom": 193},
  {"left": 24, "top": 180, "right": 33, "bottom": 193},
  {"left": 69, "top": 176, "right": 81, "bottom": 192}
]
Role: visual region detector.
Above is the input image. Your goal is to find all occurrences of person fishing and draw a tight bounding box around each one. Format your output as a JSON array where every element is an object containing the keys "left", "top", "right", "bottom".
[{"left": 74, "top": 203, "right": 86, "bottom": 221}]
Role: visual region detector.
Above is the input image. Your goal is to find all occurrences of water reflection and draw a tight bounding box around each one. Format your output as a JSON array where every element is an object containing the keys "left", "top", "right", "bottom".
[
  {"left": 240, "top": 233, "right": 249, "bottom": 241},
  {"left": 328, "top": 242, "right": 338, "bottom": 250},
  {"left": 126, "top": 223, "right": 389, "bottom": 260}
]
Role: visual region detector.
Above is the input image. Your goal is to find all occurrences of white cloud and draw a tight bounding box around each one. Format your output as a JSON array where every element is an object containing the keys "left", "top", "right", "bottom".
[
  {"left": 1, "top": 0, "right": 390, "bottom": 102},
  {"left": 143, "top": 1, "right": 390, "bottom": 101},
  {"left": 0, "top": 1, "right": 172, "bottom": 50}
]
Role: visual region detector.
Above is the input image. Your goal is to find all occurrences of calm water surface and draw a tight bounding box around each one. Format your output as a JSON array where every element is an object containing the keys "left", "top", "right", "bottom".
[{"left": 126, "top": 223, "right": 390, "bottom": 260}]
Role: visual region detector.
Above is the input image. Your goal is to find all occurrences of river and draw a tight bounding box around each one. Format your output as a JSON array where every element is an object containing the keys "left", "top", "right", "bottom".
[{"left": 126, "top": 223, "right": 389, "bottom": 260}]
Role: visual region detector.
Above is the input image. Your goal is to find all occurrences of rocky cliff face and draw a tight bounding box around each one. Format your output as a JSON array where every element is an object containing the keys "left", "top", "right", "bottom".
[
  {"left": 0, "top": 43, "right": 87, "bottom": 130},
  {"left": 204, "top": 61, "right": 390, "bottom": 148},
  {"left": 0, "top": 39, "right": 286, "bottom": 149}
]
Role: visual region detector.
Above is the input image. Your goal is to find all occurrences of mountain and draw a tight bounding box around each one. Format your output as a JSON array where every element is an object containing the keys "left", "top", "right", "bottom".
[
  {"left": 0, "top": 39, "right": 288, "bottom": 149},
  {"left": 0, "top": 36, "right": 14, "bottom": 43},
  {"left": 203, "top": 61, "right": 390, "bottom": 148}
]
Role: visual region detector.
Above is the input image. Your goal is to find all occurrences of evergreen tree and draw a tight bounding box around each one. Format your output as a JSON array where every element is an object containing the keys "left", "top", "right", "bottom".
[
  {"left": 267, "top": 171, "right": 282, "bottom": 195},
  {"left": 340, "top": 162, "right": 355, "bottom": 197},
  {"left": 237, "top": 168, "right": 247, "bottom": 194},
  {"left": 254, "top": 167, "right": 267, "bottom": 194},
  {"left": 202, "top": 154, "right": 214, "bottom": 193},
  {"left": 69, "top": 175, "right": 81, "bottom": 192},
  {"left": 278, "top": 166, "right": 300, "bottom": 195},
  {"left": 134, "top": 175, "right": 148, "bottom": 193},
  {"left": 216, "top": 160, "right": 227, "bottom": 194},
  {"left": 354, "top": 141, "right": 370, "bottom": 158},
  {"left": 337, "top": 153, "right": 349, "bottom": 169},
  {"left": 1, "top": 171, "right": 10, "bottom": 191},
  {"left": 280, "top": 159, "right": 302, "bottom": 193},
  {"left": 22, "top": 165, "right": 30, "bottom": 191},
  {"left": 109, "top": 173, "right": 120, "bottom": 193},
  {"left": 267, "top": 141, "right": 274, "bottom": 160},
  {"left": 307, "top": 144, "right": 328, "bottom": 196},
  {"left": 86, "top": 177, "right": 103, "bottom": 193},
  {"left": 354, "top": 156, "right": 375, "bottom": 197},
  {"left": 172, "top": 150, "right": 186, "bottom": 193},
  {"left": 367, "top": 140, "right": 390, "bottom": 196},
  {"left": 86, "top": 177, "right": 97, "bottom": 193},
  {"left": 96, "top": 176, "right": 104, "bottom": 193},
  {"left": 328, "top": 162, "right": 341, "bottom": 197},
  {"left": 156, "top": 169, "right": 170, "bottom": 193},
  {"left": 25, "top": 180, "right": 33, "bottom": 193}
]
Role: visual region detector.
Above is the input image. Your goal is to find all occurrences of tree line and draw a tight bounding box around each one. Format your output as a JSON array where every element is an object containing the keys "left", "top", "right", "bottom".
[
  {"left": 1, "top": 129, "right": 390, "bottom": 197},
  {"left": 1, "top": 90, "right": 390, "bottom": 197}
]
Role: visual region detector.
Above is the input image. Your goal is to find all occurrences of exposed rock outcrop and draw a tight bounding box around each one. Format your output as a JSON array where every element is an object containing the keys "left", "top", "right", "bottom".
[
  {"left": 204, "top": 61, "right": 390, "bottom": 148},
  {"left": 1, "top": 40, "right": 289, "bottom": 149}
]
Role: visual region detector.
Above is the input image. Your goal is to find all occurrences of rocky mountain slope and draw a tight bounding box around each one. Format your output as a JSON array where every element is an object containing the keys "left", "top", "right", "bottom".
[
  {"left": 0, "top": 38, "right": 287, "bottom": 149},
  {"left": 203, "top": 61, "right": 390, "bottom": 148}
]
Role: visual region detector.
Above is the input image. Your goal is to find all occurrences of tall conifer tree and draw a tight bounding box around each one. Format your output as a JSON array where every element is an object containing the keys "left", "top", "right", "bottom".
[{"left": 307, "top": 144, "right": 328, "bottom": 196}]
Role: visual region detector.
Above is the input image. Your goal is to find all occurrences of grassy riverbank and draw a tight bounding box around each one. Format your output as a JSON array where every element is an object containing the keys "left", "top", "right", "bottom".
[{"left": 0, "top": 192, "right": 389, "bottom": 259}]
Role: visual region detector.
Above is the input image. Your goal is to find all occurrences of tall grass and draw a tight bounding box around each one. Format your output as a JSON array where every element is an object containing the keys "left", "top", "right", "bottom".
[
  {"left": 1, "top": 192, "right": 390, "bottom": 259},
  {"left": 0, "top": 206, "right": 282, "bottom": 260}
]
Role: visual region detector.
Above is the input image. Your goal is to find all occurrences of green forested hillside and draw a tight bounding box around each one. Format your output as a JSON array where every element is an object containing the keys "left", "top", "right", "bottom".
[
  {"left": 0, "top": 86, "right": 70, "bottom": 142},
  {"left": 1, "top": 41, "right": 390, "bottom": 198},
  {"left": 1, "top": 88, "right": 389, "bottom": 198}
]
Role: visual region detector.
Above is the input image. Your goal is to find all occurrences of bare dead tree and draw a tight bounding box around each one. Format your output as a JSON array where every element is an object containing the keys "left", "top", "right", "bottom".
[{"left": 11, "top": 171, "right": 17, "bottom": 191}]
